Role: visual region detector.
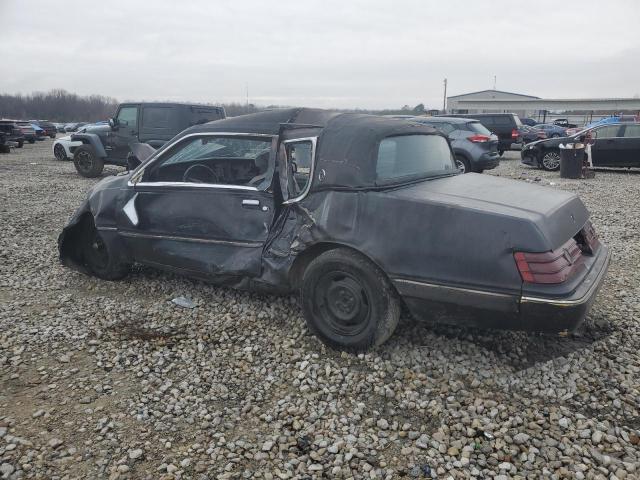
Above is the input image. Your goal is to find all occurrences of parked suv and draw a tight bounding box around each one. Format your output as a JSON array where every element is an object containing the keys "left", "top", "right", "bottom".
[
  {"left": 407, "top": 117, "right": 500, "bottom": 173},
  {"left": 71, "top": 102, "right": 226, "bottom": 177},
  {"left": 0, "top": 120, "right": 25, "bottom": 148},
  {"left": 441, "top": 113, "right": 523, "bottom": 155}
]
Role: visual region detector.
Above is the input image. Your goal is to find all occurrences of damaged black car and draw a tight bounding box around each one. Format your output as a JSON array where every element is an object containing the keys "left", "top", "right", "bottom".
[{"left": 59, "top": 108, "right": 610, "bottom": 351}]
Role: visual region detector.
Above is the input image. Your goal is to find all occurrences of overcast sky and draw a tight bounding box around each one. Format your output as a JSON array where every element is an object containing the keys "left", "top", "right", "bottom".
[{"left": 1, "top": 0, "right": 639, "bottom": 109}]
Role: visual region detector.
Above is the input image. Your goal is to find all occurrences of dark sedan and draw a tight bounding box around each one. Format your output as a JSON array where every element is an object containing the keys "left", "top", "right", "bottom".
[
  {"left": 534, "top": 123, "right": 567, "bottom": 138},
  {"left": 519, "top": 125, "right": 547, "bottom": 145},
  {"left": 522, "top": 123, "right": 640, "bottom": 170},
  {"left": 59, "top": 109, "right": 610, "bottom": 351}
]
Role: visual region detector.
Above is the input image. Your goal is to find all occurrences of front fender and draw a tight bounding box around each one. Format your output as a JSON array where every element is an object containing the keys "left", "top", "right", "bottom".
[
  {"left": 70, "top": 132, "right": 107, "bottom": 158},
  {"left": 58, "top": 174, "right": 133, "bottom": 273}
]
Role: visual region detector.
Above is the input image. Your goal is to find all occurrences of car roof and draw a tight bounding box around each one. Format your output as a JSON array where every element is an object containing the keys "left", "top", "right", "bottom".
[
  {"left": 162, "top": 108, "right": 443, "bottom": 190},
  {"left": 411, "top": 116, "right": 474, "bottom": 124}
]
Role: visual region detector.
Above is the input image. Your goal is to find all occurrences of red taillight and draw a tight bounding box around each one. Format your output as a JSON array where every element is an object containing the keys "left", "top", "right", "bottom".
[
  {"left": 511, "top": 129, "right": 519, "bottom": 139},
  {"left": 514, "top": 238, "right": 584, "bottom": 284},
  {"left": 468, "top": 134, "right": 490, "bottom": 143}
]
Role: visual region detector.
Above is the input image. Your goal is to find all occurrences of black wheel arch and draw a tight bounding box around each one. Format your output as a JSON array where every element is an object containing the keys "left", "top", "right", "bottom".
[{"left": 289, "top": 242, "right": 397, "bottom": 291}]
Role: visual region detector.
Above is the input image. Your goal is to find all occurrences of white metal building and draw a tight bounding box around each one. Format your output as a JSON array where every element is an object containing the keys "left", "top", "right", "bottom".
[{"left": 446, "top": 89, "right": 640, "bottom": 123}]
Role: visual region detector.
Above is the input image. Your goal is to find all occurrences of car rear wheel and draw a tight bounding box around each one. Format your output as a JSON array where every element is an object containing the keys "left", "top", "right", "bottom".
[
  {"left": 455, "top": 155, "right": 471, "bottom": 173},
  {"left": 28, "top": 138, "right": 35, "bottom": 144},
  {"left": 17, "top": 140, "right": 23, "bottom": 148},
  {"left": 498, "top": 149, "right": 504, "bottom": 157},
  {"left": 53, "top": 143, "right": 67, "bottom": 161},
  {"left": 301, "top": 248, "right": 400, "bottom": 352},
  {"left": 81, "top": 221, "right": 130, "bottom": 280},
  {"left": 73, "top": 144, "right": 104, "bottom": 177},
  {"left": 551, "top": 133, "right": 560, "bottom": 138},
  {"left": 541, "top": 150, "right": 561, "bottom": 171}
]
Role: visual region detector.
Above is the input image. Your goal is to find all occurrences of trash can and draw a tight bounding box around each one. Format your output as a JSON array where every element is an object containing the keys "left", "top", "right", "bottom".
[{"left": 559, "top": 142, "right": 585, "bottom": 179}]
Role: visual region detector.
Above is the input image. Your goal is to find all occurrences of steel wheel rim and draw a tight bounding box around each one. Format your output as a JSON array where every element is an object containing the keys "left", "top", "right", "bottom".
[
  {"left": 76, "top": 150, "right": 93, "bottom": 172},
  {"left": 54, "top": 144, "right": 65, "bottom": 160},
  {"left": 87, "top": 230, "right": 109, "bottom": 270},
  {"left": 314, "top": 271, "right": 370, "bottom": 336},
  {"left": 455, "top": 158, "right": 466, "bottom": 173},
  {"left": 542, "top": 152, "right": 560, "bottom": 170}
]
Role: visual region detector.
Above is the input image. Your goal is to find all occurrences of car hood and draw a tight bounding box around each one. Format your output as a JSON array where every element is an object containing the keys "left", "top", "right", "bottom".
[
  {"left": 526, "top": 135, "right": 577, "bottom": 148},
  {"left": 388, "top": 173, "right": 588, "bottom": 250}
]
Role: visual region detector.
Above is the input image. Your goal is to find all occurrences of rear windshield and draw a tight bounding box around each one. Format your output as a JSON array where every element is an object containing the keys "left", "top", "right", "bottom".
[
  {"left": 376, "top": 134, "right": 456, "bottom": 183},
  {"left": 466, "top": 121, "right": 492, "bottom": 135}
]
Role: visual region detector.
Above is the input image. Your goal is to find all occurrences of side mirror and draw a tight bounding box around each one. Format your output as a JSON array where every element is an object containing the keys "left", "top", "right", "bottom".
[{"left": 108, "top": 118, "right": 117, "bottom": 129}]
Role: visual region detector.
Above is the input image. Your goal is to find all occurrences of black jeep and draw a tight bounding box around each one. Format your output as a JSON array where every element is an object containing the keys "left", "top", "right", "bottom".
[{"left": 71, "top": 102, "right": 226, "bottom": 177}]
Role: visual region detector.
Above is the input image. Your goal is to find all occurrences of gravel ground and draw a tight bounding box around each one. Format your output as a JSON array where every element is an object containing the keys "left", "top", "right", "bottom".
[{"left": 1, "top": 141, "right": 639, "bottom": 480}]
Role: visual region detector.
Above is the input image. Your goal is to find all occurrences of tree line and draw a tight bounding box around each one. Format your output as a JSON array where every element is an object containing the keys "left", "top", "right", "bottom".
[
  {"left": 0, "top": 89, "right": 119, "bottom": 122},
  {"left": 0, "top": 89, "right": 433, "bottom": 122}
]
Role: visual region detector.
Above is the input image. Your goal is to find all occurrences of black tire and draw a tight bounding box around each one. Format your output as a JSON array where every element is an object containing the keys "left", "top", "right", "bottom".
[
  {"left": 17, "top": 140, "right": 23, "bottom": 148},
  {"left": 551, "top": 133, "right": 560, "bottom": 138},
  {"left": 73, "top": 144, "right": 104, "bottom": 178},
  {"left": 498, "top": 149, "right": 504, "bottom": 157},
  {"left": 81, "top": 220, "right": 130, "bottom": 280},
  {"left": 49, "top": 134, "right": 56, "bottom": 139},
  {"left": 0, "top": 145, "right": 10, "bottom": 154},
  {"left": 28, "top": 138, "right": 35, "bottom": 144},
  {"left": 541, "top": 150, "right": 561, "bottom": 171},
  {"left": 455, "top": 155, "right": 471, "bottom": 174},
  {"left": 300, "top": 248, "right": 400, "bottom": 352},
  {"left": 53, "top": 143, "right": 67, "bottom": 161}
]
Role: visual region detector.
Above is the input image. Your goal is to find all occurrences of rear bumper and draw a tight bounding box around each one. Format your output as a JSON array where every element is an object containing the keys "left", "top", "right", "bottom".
[
  {"left": 474, "top": 152, "right": 500, "bottom": 170},
  {"left": 392, "top": 245, "right": 610, "bottom": 333},
  {"left": 520, "top": 245, "right": 610, "bottom": 332}
]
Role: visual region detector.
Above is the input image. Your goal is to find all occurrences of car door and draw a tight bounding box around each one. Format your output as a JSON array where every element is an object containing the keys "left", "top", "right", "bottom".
[
  {"left": 109, "top": 105, "right": 140, "bottom": 161},
  {"left": 120, "top": 132, "right": 277, "bottom": 278},
  {"left": 618, "top": 124, "right": 640, "bottom": 167},
  {"left": 589, "top": 125, "right": 623, "bottom": 167}
]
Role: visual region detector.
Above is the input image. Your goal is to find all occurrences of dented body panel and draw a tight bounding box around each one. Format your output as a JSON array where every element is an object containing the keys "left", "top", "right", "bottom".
[{"left": 59, "top": 108, "right": 610, "bottom": 333}]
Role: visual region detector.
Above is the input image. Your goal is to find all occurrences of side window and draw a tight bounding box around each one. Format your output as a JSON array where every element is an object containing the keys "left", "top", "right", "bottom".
[
  {"left": 493, "top": 116, "right": 512, "bottom": 126},
  {"left": 117, "top": 107, "right": 138, "bottom": 128},
  {"left": 144, "top": 135, "right": 272, "bottom": 188},
  {"left": 285, "top": 139, "right": 314, "bottom": 199},
  {"left": 433, "top": 123, "right": 455, "bottom": 135},
  {"left": 142, "top": 107, "right": 171, "bottom": 128},
  {"left": 593, "top": 125, "right": 621, "bottom": 139},
  {"left": 622, "top": 125, "right": 640, "bottom": 137}
]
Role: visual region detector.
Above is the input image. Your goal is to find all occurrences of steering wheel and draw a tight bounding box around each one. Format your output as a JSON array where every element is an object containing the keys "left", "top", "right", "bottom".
[{"left": 182, "top": 164, "right": 219, "bottom": 183}]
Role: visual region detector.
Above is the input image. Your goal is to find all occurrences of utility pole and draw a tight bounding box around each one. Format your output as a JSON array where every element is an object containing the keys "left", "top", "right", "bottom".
[
  {"left": 442, "top": 78, "right": 447, "bottom": 114},
  {"left": 493, "top": 75, "right": 496, "bottom": 90}
]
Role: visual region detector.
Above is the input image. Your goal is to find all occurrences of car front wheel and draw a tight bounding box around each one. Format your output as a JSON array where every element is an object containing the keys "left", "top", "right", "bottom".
[
  {"left": 301, "top": 248, "right": 400, "bottom": 352},
  {"left": 81, "top": 221, "right": 130, "bottom": 280},
  {"left": 541, "top": 150, "right": 561, "bottom": 171},
  {"left": 53, "top": 143, "right": 67, "bottom": 161},
  {"left": 73, "top": 144, "right": 104, "bottom": 177}
]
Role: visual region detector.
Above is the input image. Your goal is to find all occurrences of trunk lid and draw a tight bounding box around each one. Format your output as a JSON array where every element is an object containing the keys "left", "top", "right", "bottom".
[{"left": 389, "top": 173, "right": 589, "bottom": 251}]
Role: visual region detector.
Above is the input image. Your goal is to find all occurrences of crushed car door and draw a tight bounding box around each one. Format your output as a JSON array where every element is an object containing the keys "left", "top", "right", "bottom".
[{"left": 120, "top": 133, "right": 277, "bottom": 278}]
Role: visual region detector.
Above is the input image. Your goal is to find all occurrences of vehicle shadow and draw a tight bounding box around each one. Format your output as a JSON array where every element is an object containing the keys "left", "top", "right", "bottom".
[{"left": 398, "top": 310, "right": 615, "bottom": 371}]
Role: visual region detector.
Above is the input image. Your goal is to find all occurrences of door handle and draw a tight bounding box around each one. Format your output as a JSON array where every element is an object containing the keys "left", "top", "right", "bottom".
[{"left": 242, "top": 199, "right": 260, "bottom": 207}]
